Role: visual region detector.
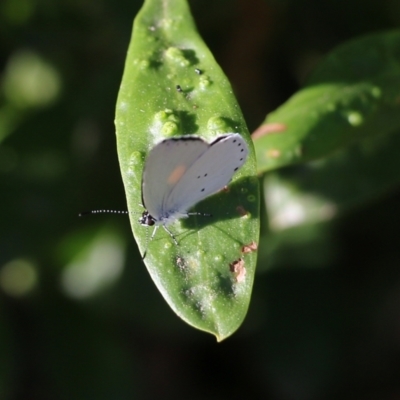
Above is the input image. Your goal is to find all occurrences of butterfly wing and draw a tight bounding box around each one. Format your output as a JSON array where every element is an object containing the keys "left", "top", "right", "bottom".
[
  {"left": 141, "top": 137, "right": 209, "bottom": 220},
  {"left": 166, "top": 133, "right": 248, "bottom": 214}
]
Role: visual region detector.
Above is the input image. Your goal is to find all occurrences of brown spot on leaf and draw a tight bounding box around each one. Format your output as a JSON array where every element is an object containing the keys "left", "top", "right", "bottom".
[
  {"left": 229, "top": 258, "right": 246, "bottom": 283},
  {"left": 252, "top": 123, "right": 287, "bottom": 139},
  {"left": 266, "top": 148, "right": 281, "bottom": 158},
  {"left": 236, "top": 205, "right": 248, "bottom": 216},
  {"left": 241, "top": 241, "right": 258, "bottom": 253}
]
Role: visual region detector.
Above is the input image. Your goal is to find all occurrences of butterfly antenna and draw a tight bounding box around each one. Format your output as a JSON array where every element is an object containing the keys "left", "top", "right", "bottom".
[
  {"left": 79, "top": 210, "right": 130, "bottom": 217},
  {"left": 187, "top": 212, "right": 212, "bottom": 217}
]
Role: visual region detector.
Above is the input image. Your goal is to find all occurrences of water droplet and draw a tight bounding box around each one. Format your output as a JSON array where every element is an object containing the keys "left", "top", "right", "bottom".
[
  {"left": 161, "top": 121, "right": 179, "bottom": 136},
  {"left": 195, "top": 68, "right": 202, "bottom": 75},
  {"left": 161, "top": 18, "right": 174, "bottom": 29},
  {"left": 139, "top": 59, "right": 150, "bottom": 70},
  {"left": 128, "top": 151, "right": 143, "bottom": 177},
  {"left": 347, "top": 111, "right": 363, "bottom": 126},
  {"left": 129, "top": 151, "right": 142, "bottom": 165},
  {"left": 214, "top": 254, "right": 223, "bottom": 262},
  {"left": 207, "top": 116, "right": 229, "bottom": 134},
  {"left": 165, "top": 47, "right": 190, "bottom": 67},
  {"left": 199, "top": 74, "right": 212, "bottom": 89},
  {"left": 196, "top": 249, "right": 205, "bottom": 258},
  {"left": 154, "top": 110, "right": 168, "bottom": 121},
  {"left": 151, "top": 110, "right": 180, "bottom": 138},
  {"left": 118, "top": 101, "right": 128, "bottom": 112},
  {"left": 247, "top": 194, "right": 256, "bottom": 202},
  {"left": 154, "top": 109, "right": 179, "bottom": 124}
]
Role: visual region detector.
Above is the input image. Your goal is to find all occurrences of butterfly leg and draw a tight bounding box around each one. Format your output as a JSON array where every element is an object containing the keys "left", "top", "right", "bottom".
[
  {"left": 162, "top": 225, "right": 178, "bottom": 245},
  {"left": 142, "top": 225, "right": 159, "bottom": 260}
]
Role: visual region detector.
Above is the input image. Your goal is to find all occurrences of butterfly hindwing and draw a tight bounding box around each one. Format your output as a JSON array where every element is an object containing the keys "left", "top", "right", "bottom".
[{"left": 166, "top": 133, "right": 248, "bottom": 214}]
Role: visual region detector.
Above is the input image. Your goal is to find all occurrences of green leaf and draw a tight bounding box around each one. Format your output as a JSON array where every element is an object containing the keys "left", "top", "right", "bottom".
[
  {"left": 254, "top": 30, "right": 400, "bottom": 173},
  {"left": 115, "top": 0, "right": 259, "bottom": 341},
  {"left": 264, "top": 130, "right": 400, "bottom": 221}
]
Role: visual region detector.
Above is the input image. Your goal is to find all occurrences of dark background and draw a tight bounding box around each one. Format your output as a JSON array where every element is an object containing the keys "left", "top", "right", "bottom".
[{"left": 1, "top": 0, "right": 400, "bottom": 399}]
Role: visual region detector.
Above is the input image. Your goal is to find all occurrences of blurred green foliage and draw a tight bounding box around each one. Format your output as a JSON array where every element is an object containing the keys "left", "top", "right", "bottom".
[{"left": 1, "top": 0, "right": 400, "bottom": 399}]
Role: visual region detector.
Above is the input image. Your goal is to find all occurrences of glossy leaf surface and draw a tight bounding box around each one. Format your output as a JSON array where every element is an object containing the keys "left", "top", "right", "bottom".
[{"left": 115, "top": 0, "right": 259, "bottom": 340}]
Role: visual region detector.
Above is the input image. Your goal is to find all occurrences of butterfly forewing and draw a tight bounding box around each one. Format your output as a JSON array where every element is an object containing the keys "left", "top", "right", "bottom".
[
  {"left": 166, "top": 134, "right": 248, "bottom": 214},
  {"left": 141, "top": 137, "right": 209, "bottom": 219}
]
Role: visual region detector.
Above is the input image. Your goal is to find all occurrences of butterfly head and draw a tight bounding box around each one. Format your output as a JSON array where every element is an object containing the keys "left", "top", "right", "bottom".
[{"left": 139, "top": 210, "right": 156, "bottom": 227}]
